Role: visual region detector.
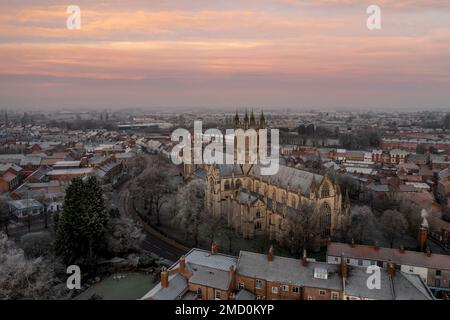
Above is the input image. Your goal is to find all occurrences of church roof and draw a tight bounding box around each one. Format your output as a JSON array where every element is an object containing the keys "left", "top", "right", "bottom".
[
  {"left": 217, "top": 164, "right": 243, "bottom": 177},
  {"left": 250, "top": 165, "right": 324, "bottom": 195}
]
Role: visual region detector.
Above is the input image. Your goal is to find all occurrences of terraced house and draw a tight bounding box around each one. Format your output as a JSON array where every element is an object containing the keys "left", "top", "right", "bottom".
[{"left": 142, "top": 243, "right": 434, "bottom": 300}]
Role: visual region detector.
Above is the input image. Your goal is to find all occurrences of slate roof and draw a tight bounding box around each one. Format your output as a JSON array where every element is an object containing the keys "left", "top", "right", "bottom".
[
  {"left": 327, "top": 242, "right": 450, "bottom": 270},
  {"left": 251, "top": 165, "right": 323, "bottom": 195},
  {"left": 237, "top": 250, "right": 342, "bottom": 290}
]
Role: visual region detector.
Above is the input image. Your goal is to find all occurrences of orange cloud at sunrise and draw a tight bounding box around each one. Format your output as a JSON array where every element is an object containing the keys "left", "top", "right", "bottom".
[{"left": 0, "top": 0, "right": 449, "bottom": 110}]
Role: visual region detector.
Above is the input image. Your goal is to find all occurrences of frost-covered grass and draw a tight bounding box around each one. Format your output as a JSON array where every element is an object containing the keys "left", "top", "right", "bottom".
[{"left": 75, "top": 272, "right": 156, "bottom": 300}]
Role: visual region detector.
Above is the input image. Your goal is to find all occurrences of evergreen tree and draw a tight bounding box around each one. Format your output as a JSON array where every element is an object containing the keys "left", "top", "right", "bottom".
[{"left": 54, "top": 177, "right": 108, "bottom": 265}]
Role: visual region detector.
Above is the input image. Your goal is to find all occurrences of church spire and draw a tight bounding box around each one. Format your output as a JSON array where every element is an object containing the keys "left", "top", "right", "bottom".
[
  {"left": 243, "top": 109, "right": 249, "bottom": 129},
  {"left": 250, "top": 109, "right": 256, "bottom": 128},
  {"left": 259, "top": 111, "right": 266, "bottom": 129},
  {"left": 234, "top": 110, "right": 240, "bottom": 128}
]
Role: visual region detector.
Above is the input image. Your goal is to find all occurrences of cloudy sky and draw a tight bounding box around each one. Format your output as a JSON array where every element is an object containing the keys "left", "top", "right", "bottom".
[{"left": 0, "top": 0, "right": 449, "bottom": 111}]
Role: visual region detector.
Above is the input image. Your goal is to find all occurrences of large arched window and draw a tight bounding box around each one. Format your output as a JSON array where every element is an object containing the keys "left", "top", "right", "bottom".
[
  {"left": 320, "top": 203, "right": 332, "bottom": 237},
  {"left": 321, "top": 183, "right": 330, "bottom": 198}
]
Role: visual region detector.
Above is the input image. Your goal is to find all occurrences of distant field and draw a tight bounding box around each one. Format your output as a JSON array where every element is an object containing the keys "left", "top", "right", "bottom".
[{"left": 75, "top": 272, "right": 157, "bottom": 300}]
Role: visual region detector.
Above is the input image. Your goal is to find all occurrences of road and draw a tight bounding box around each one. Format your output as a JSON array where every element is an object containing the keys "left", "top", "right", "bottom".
[{"left": 117, "top": 154, "right": 189, "bottom": 262}]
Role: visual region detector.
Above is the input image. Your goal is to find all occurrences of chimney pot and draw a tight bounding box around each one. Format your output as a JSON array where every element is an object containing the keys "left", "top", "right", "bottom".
[
  {"left": 211, "top": 241, "right": 218, "bottom": 255},
  {"left": 160, "top": 267, "right": 169, "bottom": 288},
  {"left": 302, "top": 249, "right": 308, "bottom": 267},
  {"left": 418, "top": 227, "right": 428, "bottom": 251},
  {"left": 179, "top": 255, "right": 186, "bottom": 274},
  {"left": 268, "top": 245, "right": 274, "bottom": 262},
  {"left": 387, "top": 261, "right": 396, "bottom": 277}
]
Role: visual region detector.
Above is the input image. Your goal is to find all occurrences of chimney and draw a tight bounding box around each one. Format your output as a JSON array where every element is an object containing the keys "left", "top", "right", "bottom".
[
  {"left": 399, "top": 245, "right": 405, "bottom": 254},
  {"left": 211, "top": 241, "right": 218, "bottom": 255},
  {"left": 160, "top": 267, "right": 169, "bottom": 288},
  {"left": 387, "top": 261, "right": 396, "bottom": 277},
  {"left": 267, "top": 245, "right": 274, "bottom": 262},
  {"left": 425, "top": 247, "right": 432, "bottom": 257},
  {"left": 351, "top": 238, "right": 356, "bottom": 248},
  {"left": 418, "top": 227, "right": 428, "bottom": 251},
  {"left": 302, "top": 249, "right": 308, "bottom": 267},
  {"left": 340, "top": 253, "right": 348, "bottom": 279},
  {"left": 229, "top": 265, "right": 236, "bottom": 290},
  {"left": 179, "top": 255, "right": 186, "bottom": 274}
]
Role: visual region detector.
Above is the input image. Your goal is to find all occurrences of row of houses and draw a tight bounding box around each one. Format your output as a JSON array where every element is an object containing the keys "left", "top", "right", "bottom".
[{"left": 142, "top": 243, "right": 435, "bottom": 301}]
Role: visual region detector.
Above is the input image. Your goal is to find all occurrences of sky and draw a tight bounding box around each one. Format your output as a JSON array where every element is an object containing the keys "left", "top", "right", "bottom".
[{"left": 0, "top": 0, "right": 449, "bottom": 111}]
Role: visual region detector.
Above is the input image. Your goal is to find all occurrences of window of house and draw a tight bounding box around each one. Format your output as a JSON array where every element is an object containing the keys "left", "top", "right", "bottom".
[
  {"left": 256, "top": 211, "right": 261, "bottom": 219},
  {"left": 435, "top": 279, "right": 441, "bottom": 288},
  {"left": 358, "top": 259, "right": 363, "bottom": 266},
  {"left": 238, "top": 282, "right": 245, "bottom": 290},
  {"left": 282, "top": 285, "right": 289, "bottom": 292},
  {"left": 214, "top": 290, "right": 221, "bottom": 300},
  {"left": 331, "top": 292, "right": 339, "bottom": 300},
  {"left": 409, "top": 266, "right": 414, "bottom": 273},
  {"left": 334, "top": 257, "right": 339, "bottom": 262},
  {"left": 436, "top": 270, "right": 441, "bottom": 276},
  {"left": 292, "top": 287, "right": 299, "bottom": 293},
  {"left": 272, "top": 287, "right": 278, "bottom": 294},
  {"left": 197, "top": 288, "right": 202, "bottom": 299},
  {"left": 319, "top": 290, "right": 326, "bottom": 296},
  {"left": 256, "top": 295, "right": 263, "bottom": 300},
  {"left": 256, "top": 279, "right": 263, "bottom": 289}
]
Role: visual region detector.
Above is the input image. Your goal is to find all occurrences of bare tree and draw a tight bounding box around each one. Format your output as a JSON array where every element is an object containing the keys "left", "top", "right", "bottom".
[
  {"left": 351, "top": 206, "right": 376, "bottom": 244},
  {"left": 0, "top": 233, "right": 60, "bottom": 299},
  {"left": 137, "top": 167, "right": 170, "bottom": 226},
  {"left": 282, "top": 203, "right": 321, "bottom": 257},
  {"left": 381, "top": 209, "right": 409, "bottom": 248},
  {"left": 397, "top": 197, "right": 422, "bottom": 239},
  {"left": 175, "top": 179, "right": 206, "bottom": 247}
]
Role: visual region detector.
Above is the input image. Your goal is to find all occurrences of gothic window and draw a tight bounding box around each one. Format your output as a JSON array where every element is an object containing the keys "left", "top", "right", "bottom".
[
  {"left": 235, "top": 179, "right": 242, "bottom": 189},
  {"left": 256, "top": 210, "right": 261, "bottom": 219},
  {"left": 321, "top": 184, "right": 330, "bottom": 198},
  {"left": 255, "top": 222, "right": 262, "bottom": 230},
  {"left": 320, "top": 203, "right": 332, "bottom": 237},
  {"left": 224, "top": 180, "right": 230, "bottom": 191}
]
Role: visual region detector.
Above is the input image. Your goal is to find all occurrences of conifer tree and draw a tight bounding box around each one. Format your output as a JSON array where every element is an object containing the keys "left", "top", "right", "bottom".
[{"left": 55, "top": 177, "right": 108, "bottom": 265}]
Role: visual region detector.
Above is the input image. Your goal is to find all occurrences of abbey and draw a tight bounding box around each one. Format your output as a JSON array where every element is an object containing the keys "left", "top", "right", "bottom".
[{"left": 185, "top": 111, "right": 350, "bottom": 248}]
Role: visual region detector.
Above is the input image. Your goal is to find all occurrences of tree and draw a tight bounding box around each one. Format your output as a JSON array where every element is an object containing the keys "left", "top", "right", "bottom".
[
  {"left": 0, "top": 233, "right": 60, "bottom": 299},
  {"left": 397, "top": 198, "right": 422, "bottom": 238},
  {"left": 0, "top": 198, "right": 11, "bottom": 235},
  {"left": 351, "top": 206, "right": 376, "bottom": 244},
  {"left": 137, "top": 161, "right": 171, "bottom": 226},
  {"left": 380, "top": 209, "right": 409, "bottom": 248},
  {"left": 175, "top": 179, "right": 206, "bottom": 247},
  {"left": 282, "top": 203, "right": 321, "bottom": 257},
  {"left": 54, "top": 177, "right": 108, "bottom": 265},
  {"left": 20, "top": 231, "right": 53, "bottom": 259},
  {"left": 105, "top": 214, "right": 145, "bottom": 256}
]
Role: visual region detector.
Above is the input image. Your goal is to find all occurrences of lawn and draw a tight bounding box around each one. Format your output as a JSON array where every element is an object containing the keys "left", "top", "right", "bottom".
[{"left": 75, "top": 272, "right": 157, "bottom": 300}]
